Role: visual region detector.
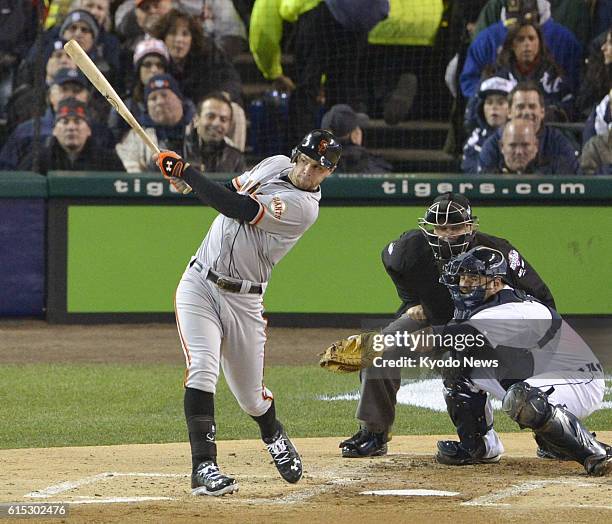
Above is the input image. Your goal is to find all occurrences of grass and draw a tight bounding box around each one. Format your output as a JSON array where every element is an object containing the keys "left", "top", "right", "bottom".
[{"left": 0, "top": 364, "right": 610, "bottom": 449}]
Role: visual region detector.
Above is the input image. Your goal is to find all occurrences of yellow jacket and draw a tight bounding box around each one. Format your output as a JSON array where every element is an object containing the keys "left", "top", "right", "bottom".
[
  {"left": 249, "top": 0, "right": 322, "bottom": 80},
  {"left": 250, "top": 0, "right": 442, "bottom": 80}
]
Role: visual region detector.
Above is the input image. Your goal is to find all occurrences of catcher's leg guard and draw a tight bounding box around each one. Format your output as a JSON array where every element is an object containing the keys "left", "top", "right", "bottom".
[
  {"left": 441, "top": 377, "right": 491, "bottom": 457},
  {"left": 503, "top": 382, "right": 612, "bottom": 475}
]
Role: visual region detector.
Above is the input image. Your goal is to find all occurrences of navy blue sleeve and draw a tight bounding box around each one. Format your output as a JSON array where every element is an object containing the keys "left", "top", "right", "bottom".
[{"left": 477, "top": 132, "right": 501, "bottom": 173}]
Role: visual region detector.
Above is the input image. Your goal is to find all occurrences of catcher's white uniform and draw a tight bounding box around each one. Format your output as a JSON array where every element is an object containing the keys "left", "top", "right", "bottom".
[
  {"left": 175, "top": 155, "right": 320, "bottom": 416},
  {"left": 464, "top": 294, "right": 605, "bottom": 458}
]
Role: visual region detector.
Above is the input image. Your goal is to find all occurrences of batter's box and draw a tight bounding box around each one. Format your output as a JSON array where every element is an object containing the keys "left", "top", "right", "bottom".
[
  {"left": 462, "top": 479, "right": 612, "bottom": 509},
  {"left": 24, "top": 471, "right": 337, "bottom": 505},
  {"left": 25, "top": 473, "right": 187, "bottom": 504}
]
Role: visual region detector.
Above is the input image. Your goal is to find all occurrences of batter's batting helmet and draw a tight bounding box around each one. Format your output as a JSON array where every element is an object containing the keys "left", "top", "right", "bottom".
[
  {"left": 291, "top": 129, "right": 342, "bottom": 169},
  {"left": 440, "top": 247, "right": 508, "bottom": 319},
  {"left": 418, "top": 192, "right": 478, "bottom": 260}
]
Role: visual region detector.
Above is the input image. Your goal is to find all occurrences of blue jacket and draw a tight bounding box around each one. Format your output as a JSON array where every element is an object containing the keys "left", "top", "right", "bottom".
[
  {"left": 461, "top": 94, "right": 498, "bottom": 174},
  {"left": 478, "top": 124, "right": 579, "bottom": 174},
  {"left": 325, "top": 0, "right": 389, "bottom": 32},
  {"left": 460, "top": 19, "right": 582, "bottom": 98}
]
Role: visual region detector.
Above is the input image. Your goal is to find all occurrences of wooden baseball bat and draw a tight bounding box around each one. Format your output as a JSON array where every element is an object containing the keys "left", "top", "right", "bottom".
[{"left": 63, "top": 39, "right": 192, "bottom": 194}]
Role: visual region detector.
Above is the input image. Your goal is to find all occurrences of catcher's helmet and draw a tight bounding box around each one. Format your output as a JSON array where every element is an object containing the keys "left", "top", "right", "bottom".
[
  {"left": 418, "top": 192, "right": 478, "bottom": 260},
  {"left": 291, "top": 129, "right": 342, "bottom": 169},
  {"left": 440, "top": 247, "right": 508, "bottom": 319}
]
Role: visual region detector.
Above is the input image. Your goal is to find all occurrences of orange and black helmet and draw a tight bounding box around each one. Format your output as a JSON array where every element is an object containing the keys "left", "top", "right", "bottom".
[{"left": 291, "top": 129, "right": 342, "bottom": 169}]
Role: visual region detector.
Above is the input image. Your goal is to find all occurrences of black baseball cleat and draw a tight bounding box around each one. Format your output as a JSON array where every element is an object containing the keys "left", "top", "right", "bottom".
[
  {"left": 340, "top": 428, "right": 387, "bottom": 458},
  {"left": 435, "top": 440, "right": 501, "bottom": 466},
  {"left": 191, "top": 461, "right": 239, "bottom": 496},
  {"left": 265, "top": 424, "right": 303, "bottom": 483}
]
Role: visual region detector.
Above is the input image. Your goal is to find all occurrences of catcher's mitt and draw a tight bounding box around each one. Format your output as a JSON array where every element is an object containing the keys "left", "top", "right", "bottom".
[{"left": 319, "top": 331, "right": 379, "bottom": 373}]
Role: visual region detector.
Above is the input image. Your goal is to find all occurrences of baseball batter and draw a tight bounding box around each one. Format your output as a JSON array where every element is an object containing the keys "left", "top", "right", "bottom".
[{"left": 154, "top": 130, "right": 342, "bottom": 496}]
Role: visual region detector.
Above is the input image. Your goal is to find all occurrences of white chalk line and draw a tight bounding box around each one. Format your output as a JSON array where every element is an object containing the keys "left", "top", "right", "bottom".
[
  {"left": 361, "top": 489, "right": 459, "bottom": 497},
  {"left": 58, "top": 497, "right": 175, "bottom": 505},
  {"left": 462, "top": 479, "right": 602, "bottom": 507},
  {"left": 25, "top": 472, "right": 187, "bottom": 499}
]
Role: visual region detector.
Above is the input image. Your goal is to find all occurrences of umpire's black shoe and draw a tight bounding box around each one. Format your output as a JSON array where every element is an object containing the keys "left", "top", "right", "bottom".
[
  {"left": 265, "top": 424, "right": 303, "bottom": 483},
  {"left": 340, "top": 428, "right": 387, "bottom": 458},
  {"left": 191, "top": 461, "right": 239, "bottom": 496},
  {"left": 435, "top": 440, "right": 500, "bottom": 466}
]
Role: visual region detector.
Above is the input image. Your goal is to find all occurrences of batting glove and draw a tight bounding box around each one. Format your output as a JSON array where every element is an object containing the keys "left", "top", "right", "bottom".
[{"left": 158, "top": 151, "right": 189, "bottom": 179}]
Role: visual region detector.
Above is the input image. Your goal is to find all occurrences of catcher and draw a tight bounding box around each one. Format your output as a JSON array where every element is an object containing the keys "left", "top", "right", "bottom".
[
  {"left": 324, "top": 193, "right": 555, "bottom": 458},
  {"left": 321, "top": 247, "right": 611, "bottom": 475}
]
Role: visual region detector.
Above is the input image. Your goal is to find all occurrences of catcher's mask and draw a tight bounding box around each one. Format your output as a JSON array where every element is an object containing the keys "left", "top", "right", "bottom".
[
  {"left": 418, "top": 192, "right": 478, "bottom": 261},
  {"left": 291, "top": 129, "right": 342, "bottom": 170},
  {"left": 440, "top": 247, "right": 508, "bottom": 319}
]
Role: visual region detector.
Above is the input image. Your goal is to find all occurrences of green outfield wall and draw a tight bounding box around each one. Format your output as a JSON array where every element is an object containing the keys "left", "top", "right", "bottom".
[{"left": 64, "top": 205, "right": 611, "bottom": 315}]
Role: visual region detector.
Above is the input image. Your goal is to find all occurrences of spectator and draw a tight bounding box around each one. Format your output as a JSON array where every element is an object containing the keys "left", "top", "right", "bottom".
[
  {"left": 583, "top": 90, "right": 611, "bottom": 145},
  {"left": 320, "top": 104, "right": 392, "bottom": 173},
  {"left": 478, "top": 81, "right": 579, "bottom": 173},
  {"left": 497, "top": 118, "right": 542, "bottom": 173},
  {"left": 5, "top": 38, "right": 76, "bottom": 133},
  {"left": 115, "top": 0, "right": 173, "bottom": 50},
  {"left": 580, "top": 90, "right": 612, "bottom": 175},
  {"left": 489, "top": 21, "right": 573, "bottom": 120},
  {"left": 73, "top": 0, "right": 113, "bottom": 31},
  {"left": 462, "top": 77, "right": 514, "bottom": 173},
  {"left": 576, "top": 27, "right": 612, "bottom": 118},
  {"left": 19, "top": 98, "right": 124, "bottom": 173},
  {"left": 179, "top": 0, "right": 248, "bottom": 56},
  {"left": 109, "top": 37, "right": 170, "bottom": 141},
  {"left": 0, "top": 68, "right": 114, "bottom": 170},
  {"left": 460, "top": 0, "right": 582, "bottom": 98},
  {"left": 580, "top": 127, "right": 612, "bottom": 175},
  {"left": 183, "top": 92, "right": 246, "bottom": 172},
  {"left": 116, "top": 73, "right": 195, "bottom": 172},
  {"left": 22, "top": 4, "right": 120, "bottom": 84},
  {"left": 151, "top": 9, "right": 242, "bottom": 105},
  {"left": 473, "top": 0, "right": 590, "bottom": 46},
  {"left": 249, "top": 0, "right": 389, "bottom": 144},
  {"left": 0, "top": 1, "right": 37, "bottom": 118}
]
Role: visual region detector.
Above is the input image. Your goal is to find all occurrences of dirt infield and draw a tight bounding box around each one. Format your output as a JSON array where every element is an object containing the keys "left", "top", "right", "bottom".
[
  {"left": 1, "top": 433, "right": 611, "bottom": 523},
  {"left": 1, "top": 321, "right": 610, "bottom": 522}
]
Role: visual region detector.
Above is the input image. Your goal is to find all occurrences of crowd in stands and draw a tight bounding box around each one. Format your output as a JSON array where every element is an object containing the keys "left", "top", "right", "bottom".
[{"left": 0, "top": 0, "right": 611, "bottom": 176}]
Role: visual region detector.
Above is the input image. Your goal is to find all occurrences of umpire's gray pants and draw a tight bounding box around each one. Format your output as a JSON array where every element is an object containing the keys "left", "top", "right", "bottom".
[{"left": 356, "top": 316, "right": 426, "bottom": 434}]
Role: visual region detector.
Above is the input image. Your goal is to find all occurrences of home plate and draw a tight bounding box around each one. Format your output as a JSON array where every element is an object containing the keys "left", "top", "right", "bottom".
[{"left": 361, "top": 489, "right": 459, "bottom": 497}]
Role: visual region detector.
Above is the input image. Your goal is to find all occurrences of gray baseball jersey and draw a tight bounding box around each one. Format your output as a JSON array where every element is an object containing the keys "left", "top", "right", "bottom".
[
  {"left": 193, "top": 155, "right": 320, "bottom": 285},
  {"left": 176, "top": 154, "right": 323, "bottom": 418}
]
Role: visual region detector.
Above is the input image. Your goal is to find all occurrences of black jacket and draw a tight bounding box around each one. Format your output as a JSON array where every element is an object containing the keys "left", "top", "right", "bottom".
[
  {"left": 24, "top": 137, "right": 124, "bottom": 174},
  {"left": 335, "top": 142, "right": 392, "bottom": 174},
  {"left": 381, "top": 229, "right": 555, "bottom": 324},
  {"left": 183, "top": 131, "right": 246, "bottom": 174}
]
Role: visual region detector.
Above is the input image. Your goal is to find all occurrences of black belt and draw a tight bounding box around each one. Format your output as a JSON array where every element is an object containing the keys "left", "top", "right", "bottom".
[{"left": 190, "top": 260, "right": 263, "bottom": 294}]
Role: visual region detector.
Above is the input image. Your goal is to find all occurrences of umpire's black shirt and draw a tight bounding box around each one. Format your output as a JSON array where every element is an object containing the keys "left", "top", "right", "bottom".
[{"left": 382, "top": 230, "right": 556, "bottom": 324}]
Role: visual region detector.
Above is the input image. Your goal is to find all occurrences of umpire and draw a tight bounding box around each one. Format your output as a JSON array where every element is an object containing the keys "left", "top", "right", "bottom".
[{"left": 340, "top": 192, "right": 555, "bottom": 457}]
